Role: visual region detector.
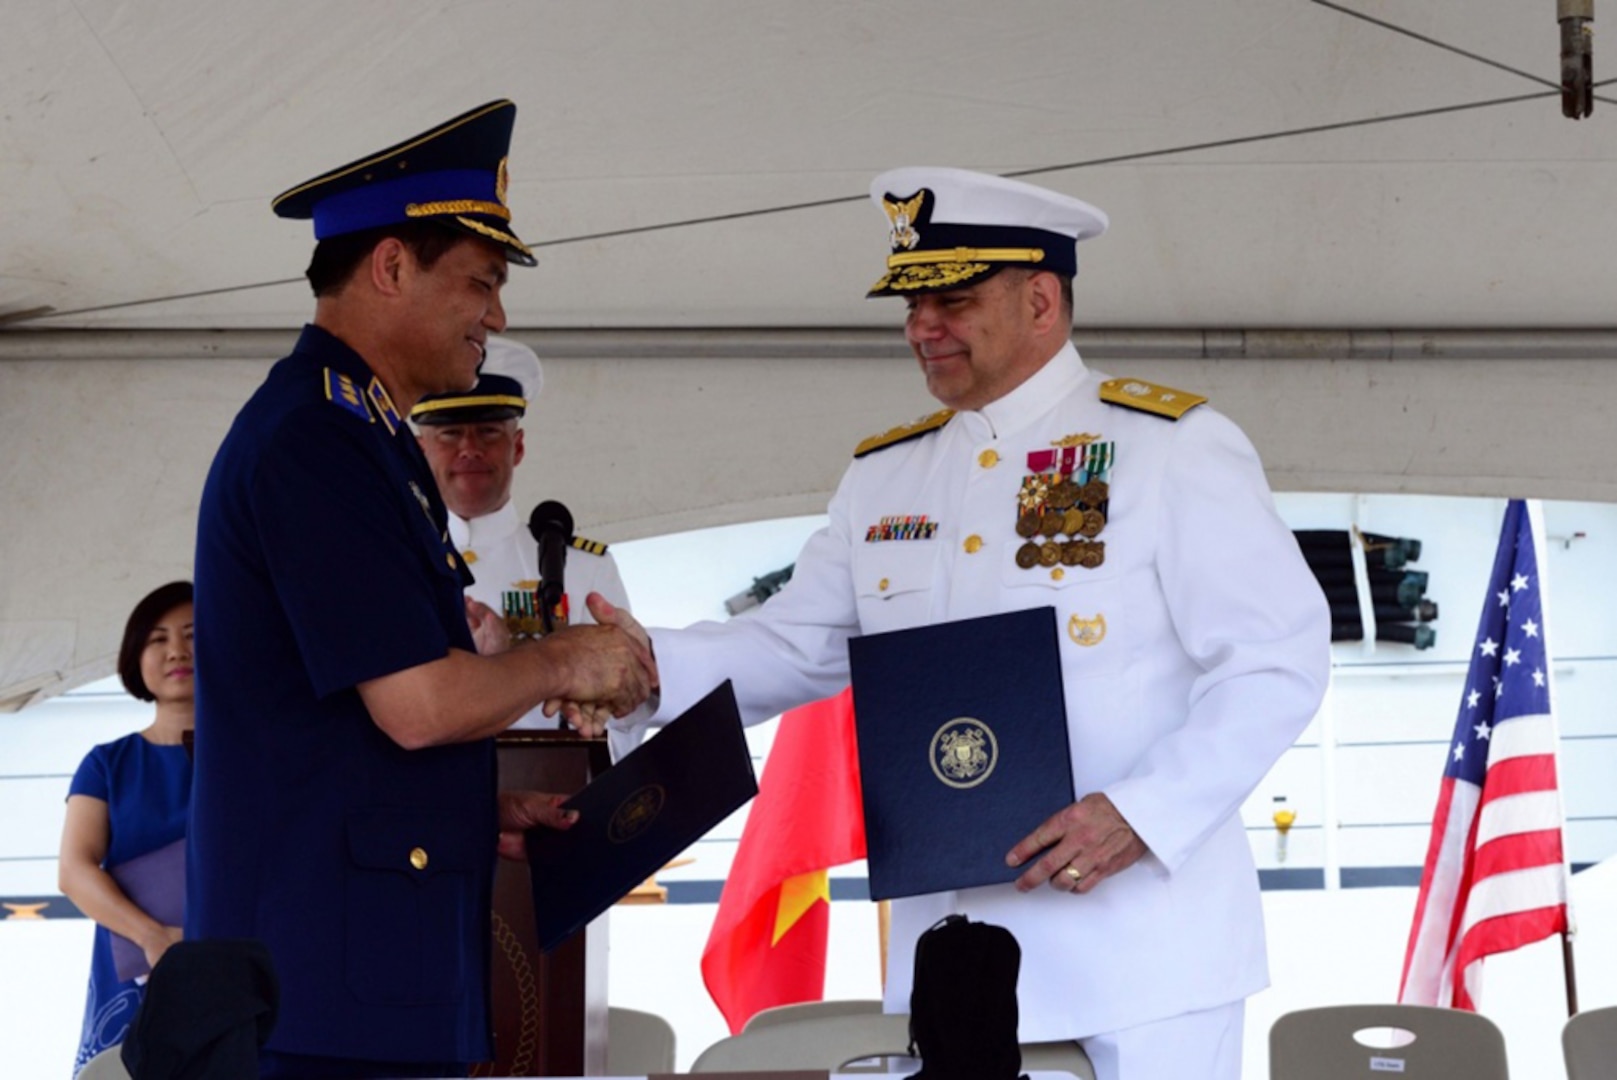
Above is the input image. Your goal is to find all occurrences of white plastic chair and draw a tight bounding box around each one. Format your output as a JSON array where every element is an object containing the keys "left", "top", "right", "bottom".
[
  {"left": 1270, "top": 1003, "right": 1508, "bottom": 1080},
  {"left": 693, "top": 1011, "right": 910, "bottom": 1073},
  {"left": 742, "top": 998, "right": 884, "bottom": 1032},
  {"left": 693, "top": 1008, "right": 1093, "bottom": 1077},
  {"left": 1563, "top": 1004, "right": 1617, "bottom": 1080},
  {"left": 77, "top": 1045, "right": 131, "bottom": 1080},
  {"left": 606, "top": 1005, "right": 676, "bottom": 1075}
]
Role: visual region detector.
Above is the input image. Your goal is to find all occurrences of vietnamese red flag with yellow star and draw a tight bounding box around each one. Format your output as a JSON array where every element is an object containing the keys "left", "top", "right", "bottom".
[{"left": 701, "top": 686, "right": 866, "bottom": 1034}]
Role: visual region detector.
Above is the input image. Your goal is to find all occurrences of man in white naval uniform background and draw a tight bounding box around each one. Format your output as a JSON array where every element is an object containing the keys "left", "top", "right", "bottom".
[
  {"left": 586, "top": 168, "right": 1331, "bottom": 1079},
  {"left": 414, "top": 335, "right": 646, "bottom": 759}
]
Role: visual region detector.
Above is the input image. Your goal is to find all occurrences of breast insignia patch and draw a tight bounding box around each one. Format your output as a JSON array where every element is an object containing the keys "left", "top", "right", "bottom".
[
  {"left": 1098, "top": 378, "right": 1207, "bottom": 420},
  {"left": 323, "top": 369, "right": 373, "bottom": 422},
  {"left": 570, "top": 535, "right": 609, "bottom": 557},
  {"left": 854, "top": 409, "right": 955, "bottom": 458}
]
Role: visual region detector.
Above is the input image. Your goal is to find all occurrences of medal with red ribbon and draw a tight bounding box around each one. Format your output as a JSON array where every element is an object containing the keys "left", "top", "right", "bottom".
[{"left": 1014, "top": 437, "right": 1115, "bottom": 571}]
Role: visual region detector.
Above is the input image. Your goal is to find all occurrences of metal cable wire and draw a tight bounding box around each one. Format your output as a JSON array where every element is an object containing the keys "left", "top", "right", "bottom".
[{"left": 26, "top": 6, "right": 1602, "bottom": 325}]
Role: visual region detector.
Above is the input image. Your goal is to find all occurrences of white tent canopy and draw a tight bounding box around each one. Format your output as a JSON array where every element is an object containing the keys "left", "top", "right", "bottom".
[{"left": 3, "top": 0, "right": 1616, "bottom": 706}]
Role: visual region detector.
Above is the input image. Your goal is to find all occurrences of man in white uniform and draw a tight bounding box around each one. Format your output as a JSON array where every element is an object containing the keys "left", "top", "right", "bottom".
[
  {"left": 589, "top": 169, "right": 1331, "bottom": 1080},
  {"left": 414, "top": 336, "right": 646, "bottom": 759}
]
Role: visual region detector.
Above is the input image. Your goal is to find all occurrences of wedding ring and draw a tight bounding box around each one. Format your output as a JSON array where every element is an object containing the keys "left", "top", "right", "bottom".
[{"left": 1064, "top": 866, "right": 1084, "bottom": 883}]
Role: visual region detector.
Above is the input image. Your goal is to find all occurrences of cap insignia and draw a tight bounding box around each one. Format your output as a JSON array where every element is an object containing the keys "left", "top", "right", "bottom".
[
  {"left": 1098, "top": 378, "right": 1207, "bottom": 420},
  {"left": 323, "top": 368, "right": 373, "bottom": 423},
  {"left": 496, "top": 156, "right": 510, "bottom": 207},
  {"left": 883, "top": 190, "right": 928, "bottom": 251}
]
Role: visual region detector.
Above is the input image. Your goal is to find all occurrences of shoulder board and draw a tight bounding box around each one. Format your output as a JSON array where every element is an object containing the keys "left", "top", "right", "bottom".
[
  {"left": 569, "top": 535, "right": 609, "bottom": 557},
  {"left": 1098, "top": 377, "right": 1207, "bottom": 420},
  {"left": 854, "top": 409, "right": 955, "bottom": 458},
  {"left": 323, "top": 368, "right": 373, "bottom": 423}
]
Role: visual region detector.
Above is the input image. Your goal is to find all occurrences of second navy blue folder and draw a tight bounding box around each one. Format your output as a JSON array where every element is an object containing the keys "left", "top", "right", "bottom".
[{"left": 848, "top": 606, "right": 1075, "bottom": 900}]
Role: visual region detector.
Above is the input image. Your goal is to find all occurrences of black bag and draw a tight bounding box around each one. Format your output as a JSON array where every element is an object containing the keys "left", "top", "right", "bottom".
[
  {"left": 906, "top": 914, "right": 1028, "bottom": 1080},
  {"left": 120, "top": 939, "right": 278, "bottom": 1080}
]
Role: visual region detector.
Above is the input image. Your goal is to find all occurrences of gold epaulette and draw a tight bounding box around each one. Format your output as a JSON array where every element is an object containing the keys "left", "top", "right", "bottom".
[
  {"left": 853, "top": 409, "right": 955, "bottom": 458},
  {"left": 570, "top": 535, "right": 609, "bottom": 557},
  {"left": 1098, "top": 377, "right": 1207, "bottom": 420}
]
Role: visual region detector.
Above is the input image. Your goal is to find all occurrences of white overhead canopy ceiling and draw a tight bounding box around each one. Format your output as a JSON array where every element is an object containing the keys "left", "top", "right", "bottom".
[
  {"left": 3, "top": 1, "right": 1616, "bottom": 709},
  {"left": 3, "top": 0, "right": 1615, "bottom": 331}
]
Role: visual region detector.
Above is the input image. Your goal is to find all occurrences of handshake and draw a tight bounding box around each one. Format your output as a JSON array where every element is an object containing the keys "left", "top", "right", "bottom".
[{"left": 468, "top": 591, "right": 658, "bottom": 736}]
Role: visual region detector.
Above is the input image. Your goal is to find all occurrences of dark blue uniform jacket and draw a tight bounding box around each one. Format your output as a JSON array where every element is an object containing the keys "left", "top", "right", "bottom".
[{"left": 189, "top": 324, "right": 495, "bottom": 1065}]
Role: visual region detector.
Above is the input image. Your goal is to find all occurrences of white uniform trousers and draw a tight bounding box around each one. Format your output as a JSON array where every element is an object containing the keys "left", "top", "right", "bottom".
[{"left": 1079, "top": 999, "right": 1245, "bottom": 1080}]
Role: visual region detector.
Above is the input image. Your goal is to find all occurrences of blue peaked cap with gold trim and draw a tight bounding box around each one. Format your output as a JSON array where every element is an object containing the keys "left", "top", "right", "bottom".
[
  {"left": 867, "top": 167, "right": 1107, "bottom": 297},
  {"left": 272, "top": 100, "right": 536, "bottom": 267}
]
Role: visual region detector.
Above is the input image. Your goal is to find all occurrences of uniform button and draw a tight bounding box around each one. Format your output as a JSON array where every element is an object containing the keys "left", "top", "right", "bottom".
[
  {"left": 878, "top": 578, "right": 890, "bottom": 592},
  {"left": 978, "top": 449, "right": 1000, "bottom": 469},
  {"left": 963, "top": 535, "right": 984, "bottom": 554},
  {"left": 462, "top": 549, "right": 479, "bottom": 565},
  {"left": 410, "top": 847, "right": 428, "bottom": 871},
  {"left": 445, "top": 553, "right": 457, "bottom": 569},
  {"left": 1051, "top": 568, "right": 1065, "bottom": 581}
]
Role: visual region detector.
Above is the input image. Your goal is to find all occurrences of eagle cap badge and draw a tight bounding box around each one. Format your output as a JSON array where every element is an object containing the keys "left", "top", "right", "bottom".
[{"left": 882, "top": 189, "right": 929, "bottom": 252}]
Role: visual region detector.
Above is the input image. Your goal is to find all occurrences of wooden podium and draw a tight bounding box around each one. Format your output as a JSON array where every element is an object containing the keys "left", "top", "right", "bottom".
[{"left": 472, "top": 730, "right": 613, "bottom": 1077}]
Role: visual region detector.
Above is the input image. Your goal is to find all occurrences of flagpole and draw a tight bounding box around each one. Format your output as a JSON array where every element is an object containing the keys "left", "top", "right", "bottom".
[
  {"left": 1530, "top": 499, "right": 1580, "bottom": 1021},
  {"left": 1563, "top": 931, "right": 1579, "bottom": 1016},
  {"left": 878, "top": 899, "right": 891, "bottom": 990}
]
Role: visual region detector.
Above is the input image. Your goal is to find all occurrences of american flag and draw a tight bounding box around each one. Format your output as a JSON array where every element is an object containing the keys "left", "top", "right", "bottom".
[{"left": 1398, "top": 499, "right": 1571, "bottom": 1010}]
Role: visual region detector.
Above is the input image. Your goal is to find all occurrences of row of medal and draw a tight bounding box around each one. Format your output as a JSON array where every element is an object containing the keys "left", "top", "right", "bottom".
[
  {"left": 1013, "top": 441, "right": 1114, "bottom": 571},
  {"left": 502, "top": 586, "right": 569, "bottom": 640}
]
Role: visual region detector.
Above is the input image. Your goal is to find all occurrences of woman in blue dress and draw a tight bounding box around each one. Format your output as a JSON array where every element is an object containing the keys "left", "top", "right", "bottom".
[{"left": 58, "top": 581, "right": 195, "bottom": 1077}]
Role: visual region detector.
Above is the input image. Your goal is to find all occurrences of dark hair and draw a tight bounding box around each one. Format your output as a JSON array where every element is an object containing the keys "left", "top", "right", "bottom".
[
  {"left": 117, "top": 581, "right": 195, "bottom": 702},
  {"left": 305, "top": 221, "right": 467, "bottom": 297}
]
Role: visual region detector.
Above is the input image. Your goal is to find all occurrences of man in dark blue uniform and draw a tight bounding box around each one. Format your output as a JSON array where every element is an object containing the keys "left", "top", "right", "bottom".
[{"left": 189, "top": 100, "right": 655, "bottom": 1079}]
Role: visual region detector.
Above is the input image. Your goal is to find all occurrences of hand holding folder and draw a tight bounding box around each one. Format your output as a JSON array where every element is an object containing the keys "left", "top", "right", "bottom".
[
  {"left": 849, "top": 606, "right": 1075, "bottom": 900},
  {"left": 524, "top": 680, "right": 757, "bottom": 951},
  {"left": 106, "top": 837, "right": 187, "bottom": 982}
]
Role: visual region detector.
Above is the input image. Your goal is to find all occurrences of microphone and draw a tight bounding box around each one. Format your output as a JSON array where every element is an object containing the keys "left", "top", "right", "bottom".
[{"left": 527, "top": 500, "right": 573, "bottom": 633}]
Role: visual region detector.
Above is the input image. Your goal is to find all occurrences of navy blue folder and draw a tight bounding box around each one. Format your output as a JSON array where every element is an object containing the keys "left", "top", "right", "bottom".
[
  {"left": 525, "top": 680, "right": 757, "bottom": 951},
  {"left": 848, "top": 606, "right": 1074, "bottom": 900}
]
